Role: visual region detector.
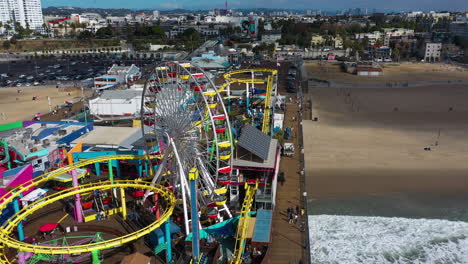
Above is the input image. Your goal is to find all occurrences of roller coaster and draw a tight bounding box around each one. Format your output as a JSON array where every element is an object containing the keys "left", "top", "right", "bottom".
[
  {"left": 0, "top": 155, "right": 175, "bottom": 264},
  {"left": 218, "top": 68, "right": 278, "bottom": 134}
]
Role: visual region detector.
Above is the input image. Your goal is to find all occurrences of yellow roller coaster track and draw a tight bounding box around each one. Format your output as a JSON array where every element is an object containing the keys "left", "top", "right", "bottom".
[
  {"left": 262, "top": 74, "right": 274, "bottom": 134},
  {"left": 0, "top": 155, "right": 162, "bottom": 209},
  {"left": 231, "top": 182, "right": 258, "bottom": 264},
  {"left": 218, "top": 68, "right": 278, "bottom": 93},
  {"left": 0, "top": 155, "right": 174, "bottom": 263},
  {"left": 218, "top": 68, "right": 277, "bottom": 134}
]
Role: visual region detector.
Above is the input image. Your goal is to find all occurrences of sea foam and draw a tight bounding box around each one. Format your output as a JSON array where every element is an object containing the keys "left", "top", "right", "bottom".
[{"left": 309, "top": 215, "right": 468, "bottom": 264}]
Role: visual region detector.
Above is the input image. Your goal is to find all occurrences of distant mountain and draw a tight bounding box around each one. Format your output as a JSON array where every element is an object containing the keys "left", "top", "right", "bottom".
[
  {"left": 42, "top": 6, "right": 209, "bottom": 16},
  {"left": 43, "top": 6, "right": 135, "bottom": 16}
]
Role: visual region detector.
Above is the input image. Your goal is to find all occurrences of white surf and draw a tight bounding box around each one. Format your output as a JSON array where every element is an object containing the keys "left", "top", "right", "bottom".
[{"left": 309, "top": 215, "right": 468, "bottom": 264}]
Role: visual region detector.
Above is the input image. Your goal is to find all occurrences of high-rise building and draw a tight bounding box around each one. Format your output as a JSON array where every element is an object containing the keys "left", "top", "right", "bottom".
[
  {"left": 153, "top": 10, "right": 160, "bottom": 19},
  {"left": 0, "top": 0, "right": 43, "bottom": 31}
]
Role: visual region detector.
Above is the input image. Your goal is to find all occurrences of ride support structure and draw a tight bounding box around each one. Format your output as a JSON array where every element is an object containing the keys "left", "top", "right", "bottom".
[
  {"left": 189, "top": 168, "right": 201, "bottom": 262},
  {"left": 231, "top": 182, "right": 259, "bottom": 264},
  {"left": 218, "top": 68, "right": 278, "bottom": 135}
]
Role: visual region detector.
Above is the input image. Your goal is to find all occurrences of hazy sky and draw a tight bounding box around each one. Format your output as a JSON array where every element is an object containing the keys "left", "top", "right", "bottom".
[{"left": 42, "top": 0, "right": 468, "bottom": 11}]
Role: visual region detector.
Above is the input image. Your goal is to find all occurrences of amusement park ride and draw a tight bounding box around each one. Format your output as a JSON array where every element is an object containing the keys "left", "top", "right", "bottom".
[{"left": 0, "top": 61, "right": 279, "bottom": 264}]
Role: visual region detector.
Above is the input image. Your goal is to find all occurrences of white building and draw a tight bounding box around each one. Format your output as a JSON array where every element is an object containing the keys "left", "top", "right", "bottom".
[
  {"left": 0, "top": 0, "right": 43, "bottom": 31},
  {"left": 383, "top": 28, "right": 415, "bottom": 38},
  {"left": 424, "top": 43, "right": 442, "bottom": 62},
  {"left": 407, "top": 11, "right": 424, "bottom": 18},
  {"left": 89, "top": 90, "right": 142, "bottom": 117},
  {"left": 94, "top": 64, "right": 141, "bottom": 90},
  {"left": 153, "top": 10, "right": 160, "bottom": 19},
  {"left": 429, "top": 11, "right": 450, "bottom": 18},
  {"left": 355, "top": 31, "right": 383, "bottom": 45}
]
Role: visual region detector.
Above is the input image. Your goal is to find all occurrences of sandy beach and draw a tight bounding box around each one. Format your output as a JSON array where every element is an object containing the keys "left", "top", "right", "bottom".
[
  {"left": 305, "top": 62, "right": 468, "bottom": 84},
  {"left": 0, "top": 86, "right": 81, "bottom": 125},
  {"left": 303, "top": 85, "right": 468, "bottom": 199}
]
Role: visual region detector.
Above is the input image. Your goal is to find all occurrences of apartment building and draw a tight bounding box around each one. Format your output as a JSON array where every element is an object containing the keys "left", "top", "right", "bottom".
[{"left": 0, "top": 0, "right": 43, "bottom": 31}]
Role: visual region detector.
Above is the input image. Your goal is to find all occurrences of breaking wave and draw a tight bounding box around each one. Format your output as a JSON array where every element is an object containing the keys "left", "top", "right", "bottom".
[{"left": 309, "top": 215, "right": 468, "bottom": 264}]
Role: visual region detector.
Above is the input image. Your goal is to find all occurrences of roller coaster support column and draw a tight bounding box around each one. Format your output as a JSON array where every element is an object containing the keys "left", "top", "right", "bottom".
[
  {"left": 136, "top": 159, "right": 143, "bottom": 178},
  {"left": 227, "top": 82, "right": 231, "bottom": 113},
  {"left": 108, "top": 160, "right": 116, "bottom": 197},
  {"left": 153, "top": 194, "right": 161, "bottom": 218},
  {"left": 108, "top": 160, "right": 114, "bottom": 184},
  {"left": 120, "top": 187, "right": 127, "bottom": 220},
  {"left": 95, "top": 162, "right": 101, "bottom": 176},
  {"left": 91, "top": 250, "right": 101, "bottom": 264},
  {"left": 72, "top": 169, "right": 83, "bottom": 223},
  {"left": 165, "top": 219, "right": 172, "bottom": 262},
  {"left": 189, "top": 168, "right": 200, "bottom": 262},
  {"left": 246, "top": 82, "right": 250, "bottom": 115},
  {"left": 13, "top": 194, "right": 24, "bottom": 241},
  {"left": 13, "top": 192, "right": 27, "bottom": 264},
  {"left": 115, "top": 160, "right": 121, "bottom": 177}
]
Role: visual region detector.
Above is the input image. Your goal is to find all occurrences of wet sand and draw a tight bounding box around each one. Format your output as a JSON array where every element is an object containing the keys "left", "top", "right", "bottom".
[{"left": 303, "top": 86, "right": 468, "bottom": 199}]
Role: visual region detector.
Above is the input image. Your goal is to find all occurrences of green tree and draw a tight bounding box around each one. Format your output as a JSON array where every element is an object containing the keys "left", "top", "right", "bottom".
[
  {"left": 393, "top": 48, "right": 400, "bottom": 62},
  {"left": 96, "top": 26, "right": 113, "bottom": 38},
  {"left": 180, "top": 28, "right": 200, "bottom": 41},
  {"left": 2, "top": 40, "right": 10, "bottom": 49},
  {"left": 77, "top": 30, "right": 93, "bottom": 40}
]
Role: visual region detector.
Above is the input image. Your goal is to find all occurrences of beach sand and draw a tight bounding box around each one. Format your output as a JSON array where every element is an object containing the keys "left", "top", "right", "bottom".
[
  {"left": 303, "top": 85, "right": 468, "bottom": 199},
  {"left": 0, "top": 86, "right": 81, "bottom": 125},
  {"left": 305, "top": 62, "right": 468, "bottom": 84}
]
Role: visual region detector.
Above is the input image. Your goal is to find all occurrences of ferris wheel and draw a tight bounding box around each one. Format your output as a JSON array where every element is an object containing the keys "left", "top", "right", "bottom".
[{"left": 140, "top": 61, "right": 233, "bottom": 234}]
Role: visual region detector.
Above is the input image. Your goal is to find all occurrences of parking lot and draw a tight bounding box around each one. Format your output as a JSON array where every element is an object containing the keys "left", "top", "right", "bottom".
[{"left": 0, "top": 56, "right": 157, "bottom": 88}]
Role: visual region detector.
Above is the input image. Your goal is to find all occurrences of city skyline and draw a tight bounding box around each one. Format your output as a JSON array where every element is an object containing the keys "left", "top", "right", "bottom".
[{"left": 42, "top": 0, "right": 468, "bottom": 12}]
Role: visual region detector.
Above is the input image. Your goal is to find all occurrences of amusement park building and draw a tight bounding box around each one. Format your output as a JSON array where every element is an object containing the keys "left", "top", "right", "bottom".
[
  {"left": 93, "top": 64, "right": 141, "bottom": 90},
  {"left": 233, "top": 125, "right": 280, "bottom": 209},
  {"left": 71, "top": 126, "right": 142, "bottom": 150},
  {"left": 89, "top": 90, "right": 142, "bottom": 117},
  {"left": 191, "top": 51, "right": 231, "bottom": 71},
  {"left": 0, "top": 121, "right": 93, "bottom": 177}
]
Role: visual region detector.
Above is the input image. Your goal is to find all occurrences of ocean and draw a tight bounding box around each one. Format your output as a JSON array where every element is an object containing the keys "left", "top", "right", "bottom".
[{"left": 307, "top": 193, "right": 468, "bottom": 264}]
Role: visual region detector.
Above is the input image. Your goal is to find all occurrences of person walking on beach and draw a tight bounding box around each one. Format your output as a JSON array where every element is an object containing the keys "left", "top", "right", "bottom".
[{"left": 289, "top": 212, "right": 294, "bottom": 224}]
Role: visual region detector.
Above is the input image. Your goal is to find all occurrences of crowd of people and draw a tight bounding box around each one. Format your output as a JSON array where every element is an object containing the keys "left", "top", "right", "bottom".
[{"left": 287, "top": 205, "right": 305, "bottom": 227}]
